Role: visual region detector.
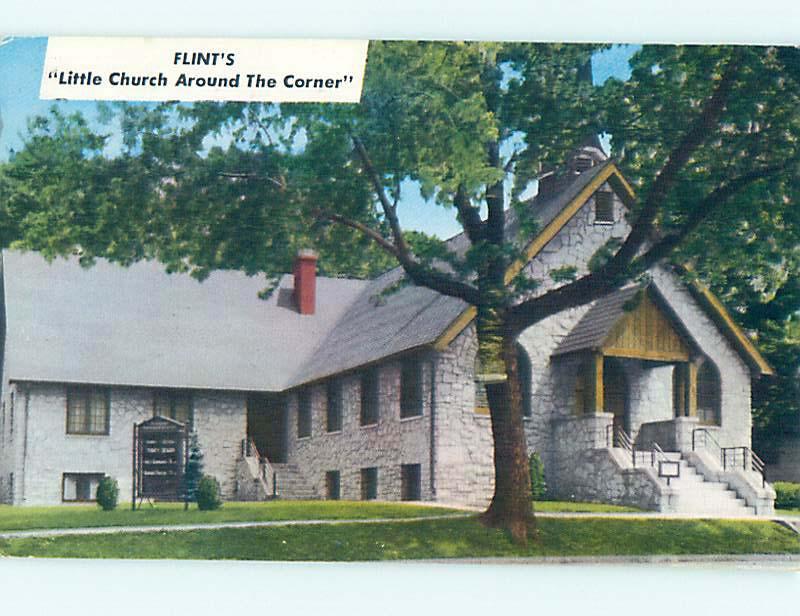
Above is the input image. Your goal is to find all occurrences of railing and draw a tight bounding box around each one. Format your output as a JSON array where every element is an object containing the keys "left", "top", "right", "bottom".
[
  {"left": 692, "top": 428, "right": 766, "bottom": 487},
  {"left": 240, "top": 438, "right": 276, "bottom": 495},
  {"left": 606, "top": 423, "right": 634, "bottom": 453},
  {"left": 606, "top": 425, "right": 676, "bottom": 482}
]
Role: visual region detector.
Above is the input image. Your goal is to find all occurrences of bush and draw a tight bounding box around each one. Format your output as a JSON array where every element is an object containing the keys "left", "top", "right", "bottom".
[
  {"left": 774, "top": 482, "right": 800, "bottom": 509},
  {"left": 529, "top": 452, "right": 547, "bottom": 500},
  {"left": 196, "top": 475, "right": 222, "bottom": 510},
  {"left": 96, "top": 476, "right": 119, "bottom": 511},
  {"left": 183, "top": 432, "right": 204, "bottom": 507}
]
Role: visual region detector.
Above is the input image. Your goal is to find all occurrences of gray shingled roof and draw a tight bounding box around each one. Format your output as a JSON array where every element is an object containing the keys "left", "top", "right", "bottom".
[
  {"left": 1, "top": 250, "right": 367, "bottom": 391},
  {"left": 552, "top": 284, "right": 643, "bottom": 357},
  {"left": 290, "top": 268, "right": 467, "bottom": 386},
  {"left": 292, "top": 162, "right": 614, "bottom": 385},
  {"left": 0, "top": 160, "right": 616, "bottom": 392}
]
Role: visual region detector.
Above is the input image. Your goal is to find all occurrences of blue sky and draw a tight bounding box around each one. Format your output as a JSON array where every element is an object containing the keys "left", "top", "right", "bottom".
[{"left": 0, "top": 38, "right": 637, "bottom": 239}]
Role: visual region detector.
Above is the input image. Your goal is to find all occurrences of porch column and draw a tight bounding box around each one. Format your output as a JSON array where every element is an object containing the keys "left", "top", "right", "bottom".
[
  {"left": 673, "top": 362, "right": 698, "bottom": 418},
  {"left": 686, "top": 361, "right": 698, "bottom": 418},
  {"left": 589, "top": 352, "right": 604, "bottom": 414}
]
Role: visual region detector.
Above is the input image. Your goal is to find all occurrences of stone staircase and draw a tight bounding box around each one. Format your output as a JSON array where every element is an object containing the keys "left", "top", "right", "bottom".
[
  {"left": 271, "top": 463, "right": 317, "bottom": 499},
  {"left": 659, "top": 453, "right": 755, "bottom": 516}
]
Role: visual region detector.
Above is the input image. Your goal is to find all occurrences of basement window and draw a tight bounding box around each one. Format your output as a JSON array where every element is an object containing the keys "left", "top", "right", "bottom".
[
  {"left": 361, "top": 467, "right": 378, "bottom": 500},
  {"left": 325, "top": 470, "right": 341, "bottom": 500},
  {"left": 62, "top": 473, "right": 105, "bottom": 502},
  {"left": 400, "top": 463, "right": 421, "bottom": 501},
  {"left": 594, "top": 190, "right": 615, "bottom": 224}
]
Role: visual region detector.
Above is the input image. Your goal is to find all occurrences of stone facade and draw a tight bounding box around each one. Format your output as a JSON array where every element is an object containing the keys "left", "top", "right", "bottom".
[
  {"left": 0, "top": 171, "right": 769, "bottom": 512},
  {"left": 0, "top": 382, "right": 246, "bottom": 505},
  {"left": 283, "top": 355, "right": 435, "bottom": 501}
]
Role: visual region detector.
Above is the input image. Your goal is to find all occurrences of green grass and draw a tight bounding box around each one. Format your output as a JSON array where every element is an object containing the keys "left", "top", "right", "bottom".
[
  {"left": 533, "top": 501, "right": 642, "bottom": 513},
  {"left": 0, "top": 517, "right": 797, "bottom": 560},
  {"left": 0, "top": 501, "right": 461, "bottom": 532}
]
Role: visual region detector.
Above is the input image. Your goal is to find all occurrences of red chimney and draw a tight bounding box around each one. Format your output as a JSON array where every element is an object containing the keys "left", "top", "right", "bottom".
[{"left": 293, "top": 249, "right": 318, "bottom": 315}]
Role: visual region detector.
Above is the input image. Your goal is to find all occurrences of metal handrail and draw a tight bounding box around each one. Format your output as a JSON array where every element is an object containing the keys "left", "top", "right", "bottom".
[
  {"left": 240, "top": 438, "right": 277, "bottom": 494},
  {"left": 693, "top": 429, "right": 766, "bottom": 488}
]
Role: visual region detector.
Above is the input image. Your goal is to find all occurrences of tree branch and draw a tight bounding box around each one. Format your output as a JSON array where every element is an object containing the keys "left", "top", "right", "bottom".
[
  {"left": 349, "top": 135, "right": 482, "bottom": 305},
  {"left": 312, "top": 210, "right": 400, "bottom": 258},
  {"left": 607, "top": 49, "right": 743, "bottom": 270},
  {"left": 507, "top": 162, "right": 786, "bottom": 333},
  {"left": 507, "top": 51, "right": 748, "bottom": 333},
  {"left": 454, "top": 184, "right": 485, "bottom": 243},
  {"left": 633, "top": 162, "right": 788, "bottom": 271},
  {"left": 218, "top": 172, "right": 286, "bottom": 189}
]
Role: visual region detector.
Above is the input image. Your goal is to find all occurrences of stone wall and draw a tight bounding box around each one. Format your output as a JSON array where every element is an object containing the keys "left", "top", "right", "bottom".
[
  {"left": 431, "top": 327, "right": 495, "bottom": 507},
  {"left": 650, "top": 267, "right": 754, "bottom": 449},
  {"left": 1, "top": 382, "right": 246, "bottom": 506},
  {"left": 284, "top": 354, "right": 435, "bottom": 501}
]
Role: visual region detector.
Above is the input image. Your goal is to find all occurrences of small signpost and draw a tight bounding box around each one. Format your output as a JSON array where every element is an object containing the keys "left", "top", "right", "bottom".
[
  {"left": 658, "top": 460, "right": 681, "bottom": 486},
  {"left": 132, "top": 416, "right": 189, "bottom": 509}
]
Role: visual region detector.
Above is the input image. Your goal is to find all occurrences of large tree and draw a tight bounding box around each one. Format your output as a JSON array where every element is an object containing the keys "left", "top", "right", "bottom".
[{"left": 3, "top": 43, "right": 800, "bottom": 543}]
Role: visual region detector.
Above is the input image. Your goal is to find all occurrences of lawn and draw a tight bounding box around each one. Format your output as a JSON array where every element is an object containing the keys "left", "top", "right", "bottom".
[
  {"left": 0, "top": 500, "right": 462, "bottom": 532},
  {"left": 534, "top": 501, "right": 642, "bottom": 513},
  {"left": 0, "top": 517, "right": 797, "bottom": 560}
]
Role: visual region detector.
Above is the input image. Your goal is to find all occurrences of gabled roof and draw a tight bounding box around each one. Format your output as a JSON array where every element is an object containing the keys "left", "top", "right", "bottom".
[
  {"left": 1, "top": 250, "right": 368, "bottom": 392},
  {"left": 553, "top": 283, "right": 700, "bottom": 362},
  {"left": 553, "top": 285, "right": 643, "bottom": 357}
]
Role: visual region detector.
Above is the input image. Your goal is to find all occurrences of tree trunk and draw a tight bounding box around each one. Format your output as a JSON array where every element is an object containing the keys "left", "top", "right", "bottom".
[{"left": 476, "top": 308, "right": 533, "bottom": 544}]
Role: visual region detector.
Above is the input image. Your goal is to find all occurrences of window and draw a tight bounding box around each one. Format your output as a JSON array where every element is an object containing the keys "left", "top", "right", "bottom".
[
  {"left": 697, "top": 361, "right": 722, "bottom": 426},
  {"left": 517, "top": 344, "right": 533, "bottom": 418},
  {"left": 62, "top": 473, "right": 104, "bottom": 502},
  {"left": 153, "top": 390, "right": 193, "bottom": 428},
  {"left": 326, "top": 380, "right": 342, "bottom": 433},
  {"left": 66, "top": 387, "right": 110, "bottom": 435},
  {"left": 360, "top": 369, "right": 379, "bottom": 426},
  {"left": 297, "top": 389, "right": 312, "bottom": 438},
  {"left": 325, "top": 470, "right": 340, "bottom": 500},
  {"left": 594, "top": 190, "right": 614, "bottom": 224},
  {"left": 400, "top": 359, "right": 423, "bottom": 418},
  {"left": 361, "top": 467, "right": 378, "bottom": 500},
  {"left": 401, "top": 464, "right": 421, "bottom": 501}
]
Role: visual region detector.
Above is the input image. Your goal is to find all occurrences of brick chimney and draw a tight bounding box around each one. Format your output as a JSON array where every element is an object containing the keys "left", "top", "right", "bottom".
[{"left": 293, "top": 249, "right": 318, "bottom": 315}]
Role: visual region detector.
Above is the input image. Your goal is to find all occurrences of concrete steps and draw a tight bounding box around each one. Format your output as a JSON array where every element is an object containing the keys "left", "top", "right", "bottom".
[
  {"left": 270, "top": 463, "right": 317, "bottom": 499},
  {"left": 661, "top": 455, "right": 755, "bottom": 516}
]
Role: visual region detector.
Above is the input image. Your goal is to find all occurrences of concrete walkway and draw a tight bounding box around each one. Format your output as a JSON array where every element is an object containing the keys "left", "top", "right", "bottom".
[{"left": 0, "top": 510, "right": 798, "bottom": 539}]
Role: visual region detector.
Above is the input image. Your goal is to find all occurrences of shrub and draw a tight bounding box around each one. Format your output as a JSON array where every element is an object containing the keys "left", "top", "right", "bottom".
[
  {"left": 96, "top": 476, "right": 119, "bottom": 511},
  {"left": 529, "top": 451, "right": 547, "bottom": 500},
  {"left": 196, "top": 475, "right": 222, "bottom": 511},
  {"left": 183, "top": 432, "right": 204, "bottom": 508},
  {"left": 774, "top": 482, "right": 800, "bottom": 509}
]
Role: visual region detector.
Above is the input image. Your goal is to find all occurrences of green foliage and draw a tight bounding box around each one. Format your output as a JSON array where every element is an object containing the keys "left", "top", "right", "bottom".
[
  {"left": 774, "top": 482, "right": 800, "bottom": 509},
  {"left": 196, "top": 475, "right": 222, "bottom": 511},
  {"left": 183, "top": 433, "right": 204, "bottom": 505},
  {"left": 529, "top": 452, "right": 547, "bottom": 500},
  {"left": 549, "top": 265, "right": 578, "bottom": 284},
  {"left": 95, "top": 476, "right": 119, "bottom": 512}
]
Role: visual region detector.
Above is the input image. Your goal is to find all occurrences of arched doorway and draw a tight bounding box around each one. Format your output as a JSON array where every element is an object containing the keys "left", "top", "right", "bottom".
[
  {"left": 697, "top": 360, "right": 722, "bottom": 425},
  {"left": 604, "top": 358, "right": 629, "bottom": 436}
]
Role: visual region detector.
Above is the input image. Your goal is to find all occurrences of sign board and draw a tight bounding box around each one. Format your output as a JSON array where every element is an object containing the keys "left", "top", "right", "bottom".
[{"left": 133, "top": 416, "right": 188, "bottom": 506}]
